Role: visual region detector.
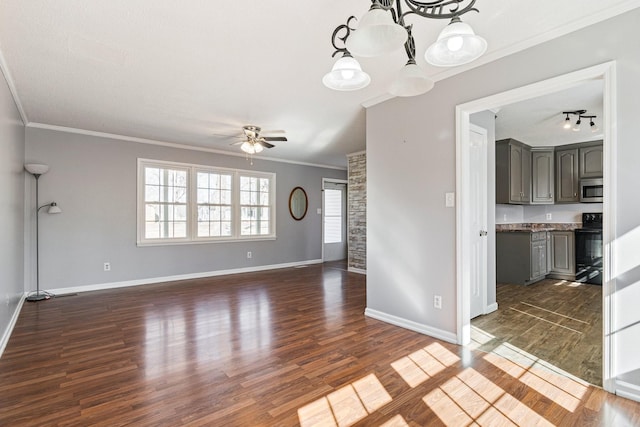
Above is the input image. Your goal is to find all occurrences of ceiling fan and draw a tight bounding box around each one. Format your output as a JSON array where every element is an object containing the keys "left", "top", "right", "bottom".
[{"left": 231, "top": 125, "right": 287, "bottom": 155}]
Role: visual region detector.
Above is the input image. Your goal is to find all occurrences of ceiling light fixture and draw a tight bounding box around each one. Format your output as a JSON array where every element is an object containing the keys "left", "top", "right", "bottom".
[
  {"left": 323, "top": 0, "right": 486, "bottom": 97},
  {"left": 562, "top": 110, "right": 598, "bottom": 133}
]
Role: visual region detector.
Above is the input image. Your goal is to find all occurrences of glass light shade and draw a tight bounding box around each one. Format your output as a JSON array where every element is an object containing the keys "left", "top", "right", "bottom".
[
  {"left": 388, "top": 63, "right": 435, "bottom": 97},
  {"left": 241, "top": 141, "right": 263, "bottom": 154},
  {"left": 590, "top": 120, "right": 599, "bottom": 132},
  {"left": 346, "top": 8, "right": 407, "bottom": 57},
  {"left": 48, "top": 202, "right": 62, "bottom": 214},
  {"left": 322, "top": 56, "right": 371, "bottom": 91},
  {"left": 25, "top": 163, "right": 50, "bottom": 175},
  {"left": 572, "top": 119, "right": 581, "bottom": 132},
  {"left": 425, "top": 19, "right": 487, "bottom": 67},
  {"left": 563, "top": 117, "right": 572, "bottom": 129}
]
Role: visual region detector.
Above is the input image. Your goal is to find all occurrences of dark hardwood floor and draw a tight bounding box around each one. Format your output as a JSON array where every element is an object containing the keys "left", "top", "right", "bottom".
[
  {"left": 472, "top": 280, "right": 602, "bottom": 386},
  {"left": 1, "top": 263, "right": 639, "bottom": 426}
]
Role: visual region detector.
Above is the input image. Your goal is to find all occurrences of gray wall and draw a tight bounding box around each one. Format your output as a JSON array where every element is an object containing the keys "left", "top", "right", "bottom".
[
  {"left": 367, "top": 10, "right": 640, "bottom": 390},
  {"left": 25, "top": 127, "right": 346, "bottom": 291},
  {"left": 0, "top": 68, "right": 25, "bottom": 348}
]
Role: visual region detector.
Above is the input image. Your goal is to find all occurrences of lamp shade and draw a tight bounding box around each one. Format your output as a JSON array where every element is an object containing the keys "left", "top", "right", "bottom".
[
  {"left": 346, "top": 8, "right": 407, "bottom": 57},
  {"left": 425, "top": 18, "right": 487, "bottom": 67},
  {"left": 322, "top": 56, "right": 371, "bottom": 91},
  {"left": 388, "top": 62, "right": 435, "bottom": 97},
  {"left": 241, "top": 141, "right": 263, "bottom": 154},
  {"left": 25, "top": 163, "right": 50, "bottom": 175},
  {"left": 48, "top": 202, "right": 62, "bottom": 214}
]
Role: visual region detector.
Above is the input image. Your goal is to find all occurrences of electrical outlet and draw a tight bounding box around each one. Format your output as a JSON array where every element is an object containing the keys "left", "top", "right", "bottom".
[
  {"left": 247, "top": 251, "right": 252, "bottom": 259},
  {"left": 434, "top": 295, "right": 442, "bottom": 309},
  {"left": 546, "top": 213, "right": 553, "bottom": 220},
  {"left": 104, "top": 262, "right": 111, "bottom": 271},
  {"left": 503, "top": 214, "right": 507, "bottom": 221}
]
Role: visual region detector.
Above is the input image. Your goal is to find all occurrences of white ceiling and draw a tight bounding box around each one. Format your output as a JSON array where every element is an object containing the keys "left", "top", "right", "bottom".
[
  {"left": 495, "top": 79, "right": 604, "bottom": 147},
  {"left": 1, "top": 1, "right": 638, "bottom": 168}
]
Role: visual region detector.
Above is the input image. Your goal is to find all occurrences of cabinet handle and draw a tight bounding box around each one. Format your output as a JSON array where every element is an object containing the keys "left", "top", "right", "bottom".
[{"left": 574, "top": 193, "right": 577, "bottom": 197}]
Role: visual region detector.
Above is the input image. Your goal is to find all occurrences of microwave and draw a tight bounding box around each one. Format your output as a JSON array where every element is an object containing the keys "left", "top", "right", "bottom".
[{"left": 580, "top": 178, "right": 603, "bottom": 203}]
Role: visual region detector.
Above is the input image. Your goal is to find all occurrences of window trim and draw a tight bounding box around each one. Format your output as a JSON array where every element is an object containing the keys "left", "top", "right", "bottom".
[{"left": 137, "top": 158, "right": 276, "bottom": 246}]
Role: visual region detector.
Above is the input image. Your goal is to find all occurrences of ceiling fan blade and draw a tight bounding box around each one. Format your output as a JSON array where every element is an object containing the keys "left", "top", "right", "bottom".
[
  {"left": 259, "top": 141, "right": 275, "bottom": 149},
  {"left": 263, "top": 136, "right": 287, "bottom": 142},
  {"left": 230, "top": 140, "right": 245, "bottom": 146}
]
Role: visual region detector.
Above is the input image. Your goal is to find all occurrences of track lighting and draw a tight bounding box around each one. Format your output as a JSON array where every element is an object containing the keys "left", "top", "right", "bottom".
[
  {"left": 323, "top": 0, "right": 486, "bottom": 97},
  {"left": 562, "top": 110, "right": 598, "bottom": 133}
]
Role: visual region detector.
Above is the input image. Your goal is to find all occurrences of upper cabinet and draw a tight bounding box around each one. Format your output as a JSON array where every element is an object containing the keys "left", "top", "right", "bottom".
[
  {"left": 555, "top": 148, "right": 580, "bottom": 203},
  {"left": 579, "top": 143, "right": 604, "bottom": 178},
  {"left": 496, "top": 139, "right": 531, "bottom": 204},
  {"left": 497, "top": 140, "right": 602, "bottom": 205},
  {"left": 531, "top": 149, "right": 554, "bottom": 204}
]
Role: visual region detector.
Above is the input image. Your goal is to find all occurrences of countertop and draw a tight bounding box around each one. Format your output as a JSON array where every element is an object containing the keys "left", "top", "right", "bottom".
[{"left": 496, "top": 223, "right": 581, "bottom": 232}]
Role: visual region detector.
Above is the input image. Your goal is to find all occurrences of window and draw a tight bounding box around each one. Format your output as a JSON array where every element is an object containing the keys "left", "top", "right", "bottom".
[
  {"left": 138, "top": 159, "right": 275, "bottom": 245},
  {"left": 324, "top": 188, "right": 343, "bottom": 244}
]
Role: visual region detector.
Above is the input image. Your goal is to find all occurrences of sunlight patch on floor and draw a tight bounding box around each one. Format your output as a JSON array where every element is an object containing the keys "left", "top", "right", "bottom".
[
  {"left": 391, "top": 342, "right": 460, "bottom": 388},
  {"left": 298, "top": 373, "right": 392, "bottom": 427}
]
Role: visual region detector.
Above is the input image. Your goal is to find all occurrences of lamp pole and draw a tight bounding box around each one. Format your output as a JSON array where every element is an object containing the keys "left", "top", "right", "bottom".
[{"left": 27, "top": 173, "right": 47, "bottom": 302}]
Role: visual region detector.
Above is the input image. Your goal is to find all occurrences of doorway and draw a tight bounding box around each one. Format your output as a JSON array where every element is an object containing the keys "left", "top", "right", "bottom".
[
  {"left": 322, "top": 179, "right": 348, "bottom": 262},
  {"left": 456, "top": 62, "right": 616, "bottom": 392}
]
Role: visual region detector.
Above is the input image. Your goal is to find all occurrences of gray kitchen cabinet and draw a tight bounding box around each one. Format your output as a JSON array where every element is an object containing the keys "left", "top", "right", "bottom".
[
  {"left": 531, "top": 149, "right": 554, "bottom": 204},
  {"left": 549, "top": 231, "right": 575, "bottom": 280},
  {"left": 497, "top": 231, "right": 547, "bottom": 285},
  {"left": 496, "top": 139, "right": 531, "bottom": 204},
  {"left": 555, "top": 148, "right": 579, "bottom": 203},
  {"left": 579, "top": 143, "right": 604, "bottom": 178}
]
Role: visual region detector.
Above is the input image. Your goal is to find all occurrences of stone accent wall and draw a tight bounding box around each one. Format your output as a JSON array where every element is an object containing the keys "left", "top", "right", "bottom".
[{"left": 347, "top": 152, "right": 366, "bottom": 271}]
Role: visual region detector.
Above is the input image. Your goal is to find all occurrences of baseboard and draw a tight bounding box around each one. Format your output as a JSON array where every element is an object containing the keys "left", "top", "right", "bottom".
[
  {"left": 0, "top": 293, "right": 27, "bottom": 358},
  {"left": 486, "top": 302, "right": 498, "bottom": 314},
  {"left": 47, "top": 259, "right": 323, "bottom": 296},
  {"left": 364, "top": 308, "right": 457, "bottom": 344},
  {"left": 348, "top": 267, "right": 366, "bottom": 275},
  {"left": 615, "top": 379, "right": 640, "bottom": 403}
]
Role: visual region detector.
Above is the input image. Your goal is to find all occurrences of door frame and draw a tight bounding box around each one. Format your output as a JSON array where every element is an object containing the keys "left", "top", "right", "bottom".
[
  {"left": 321, "top": 178, "right": 348, "bottom": 262},
  {"left": 455, "top": 61, "right": 617, "bottom": 393}
]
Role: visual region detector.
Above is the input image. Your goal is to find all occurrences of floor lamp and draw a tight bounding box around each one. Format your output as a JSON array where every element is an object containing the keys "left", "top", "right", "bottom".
[{"left": 25, "top": 163, "right": 62, "bottom": 302}]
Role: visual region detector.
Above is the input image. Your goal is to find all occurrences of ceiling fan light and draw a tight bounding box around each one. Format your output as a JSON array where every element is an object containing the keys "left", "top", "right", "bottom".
[
  {"left": 241, "top": 141, "right": 256, "bottom": 154},
  {"left": 388, "top": 62, "right": 434, "bottom": 97},
  {"left": 345, "top": 8, "right": 407, "bottom": 57},
  {"left": 322, "top": 55, "right": 371, "bottom": 91},
  {"left": 254, "top": 142, "right": 264, "bottom": 153},
  {"left": 425, "top": 18, "right": 487, "bottom": 67}
]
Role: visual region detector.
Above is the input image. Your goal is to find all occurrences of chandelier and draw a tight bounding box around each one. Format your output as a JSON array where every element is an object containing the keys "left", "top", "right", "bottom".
[{"left": 323, "top": 0, "right": 487, "bottom": 97}]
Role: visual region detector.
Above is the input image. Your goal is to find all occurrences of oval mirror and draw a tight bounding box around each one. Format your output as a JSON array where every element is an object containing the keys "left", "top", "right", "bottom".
[{"left": 289, "top": 187, "right": 308, "bottom": 221}]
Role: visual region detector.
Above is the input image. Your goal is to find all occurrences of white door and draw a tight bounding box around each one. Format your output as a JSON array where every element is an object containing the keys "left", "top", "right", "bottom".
[
  {"left": 469, "top": 124, "right": 488, "bottom": 319},
  {"left": 323, "top": 180, "right": 347, "bottom": 262}
]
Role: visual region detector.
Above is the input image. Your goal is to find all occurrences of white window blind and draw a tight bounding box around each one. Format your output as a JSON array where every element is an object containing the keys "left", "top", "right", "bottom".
[{"left": 324, "top": 188, "right": 342, "bottom": 244}]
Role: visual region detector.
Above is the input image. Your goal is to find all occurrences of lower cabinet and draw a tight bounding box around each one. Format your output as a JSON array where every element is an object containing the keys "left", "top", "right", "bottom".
[
  {"left": 497, "top": 231, "right": 548, "bottom": 285},
  {"left": 548, "top": 231, "right": 576, "bottom": 280}
]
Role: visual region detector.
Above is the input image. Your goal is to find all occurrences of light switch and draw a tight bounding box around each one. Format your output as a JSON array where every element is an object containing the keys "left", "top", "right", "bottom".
[
  {"left": 445, "top": 192, "right": 455, "bottom": 208},
  {"left": 317, "top": 208, "right": 322, "bottom": 215}
]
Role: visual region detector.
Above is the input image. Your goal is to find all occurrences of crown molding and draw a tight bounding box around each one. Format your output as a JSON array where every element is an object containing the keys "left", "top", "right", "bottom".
[
  {"left": 26, "top": 122, "right": 347, "bottom": 171},
  {"left": 0, "top": 49, "right": 28, "bottom": 125}
]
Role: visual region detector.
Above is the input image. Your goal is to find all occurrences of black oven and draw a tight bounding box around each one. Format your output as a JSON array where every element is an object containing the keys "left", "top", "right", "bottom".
[{"left": 575, "top": 213, "right": 603, "bottom": 285}]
